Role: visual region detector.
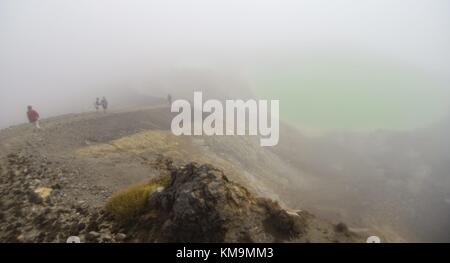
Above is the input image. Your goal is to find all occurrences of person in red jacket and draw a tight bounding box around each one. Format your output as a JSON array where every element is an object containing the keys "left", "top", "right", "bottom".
[{"left": 27, "top": 105, "right": 40, "bottom": 129}]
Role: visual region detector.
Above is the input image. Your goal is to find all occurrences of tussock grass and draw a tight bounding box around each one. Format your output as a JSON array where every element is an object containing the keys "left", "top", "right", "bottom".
[{"left": 105, "top": 175, "right": 170, "bottom": 221}]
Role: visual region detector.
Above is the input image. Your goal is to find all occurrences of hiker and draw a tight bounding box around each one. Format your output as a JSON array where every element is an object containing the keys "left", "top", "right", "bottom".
[
  {"left": 167, "top": 94, "right": 172, "bottom": 105},
  {"left": 94, "top": 97, "right": 101, "bottom": 112},
  {"left": 101, "top": 96, "right": 108, "bottom": 112},
  {"left": 26, "top": 105, "right": 40, "bottom": 129}
]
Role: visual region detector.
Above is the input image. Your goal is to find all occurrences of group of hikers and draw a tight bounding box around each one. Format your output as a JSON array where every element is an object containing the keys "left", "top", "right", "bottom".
[
  {"left": 25, "top": 97, "right": 109, "bottom": 130},
  {"left": 26, "top": 94, "right": 173, "bottom": 129},
  {"left": 94, "top": 97, "right": 108, "bottom": 112}
]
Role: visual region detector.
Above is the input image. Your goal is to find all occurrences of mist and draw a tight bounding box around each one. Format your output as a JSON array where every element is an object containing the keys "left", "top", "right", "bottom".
[
  {"left": 1, "top": 0, "right": 450, "bottom": 130},
  {"left": 1, "top": 0, "right": 450, "bottom": 243}
]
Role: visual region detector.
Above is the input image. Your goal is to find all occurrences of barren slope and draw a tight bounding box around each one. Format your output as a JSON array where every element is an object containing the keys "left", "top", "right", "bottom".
[{"left": 0, "top": 106, "right": 364, "bottom": 242}]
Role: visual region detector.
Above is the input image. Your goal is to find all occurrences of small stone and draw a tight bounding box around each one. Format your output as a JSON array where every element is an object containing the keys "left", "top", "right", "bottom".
[
  {"left": 77, "top": 222, "right": 86, "bottom": 231},
  {"left": 34, "top": 187, "right": 52, "bottom": 199},
  {"left": 86, "top": 231, "right": 100, "bottom": 241},
  {"left": 115, "top": 233, "right": 127, "bottom": 241},
  {"left": 28, "top": 192, "right": 43, "bottom": 204},
  {"left": 100, "top": 234, "right": 112, "bottom": 242},
  {"left": 334, "top": 222, "right": 348, "bottom": 233},
  {"left": 99, "top": 223, "right": 112, "bottom": 230}
]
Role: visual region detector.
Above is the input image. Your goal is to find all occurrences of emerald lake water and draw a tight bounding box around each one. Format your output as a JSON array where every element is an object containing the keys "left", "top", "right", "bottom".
[{"left": 248, "top": 56, "right": 449, "bottom": 134}]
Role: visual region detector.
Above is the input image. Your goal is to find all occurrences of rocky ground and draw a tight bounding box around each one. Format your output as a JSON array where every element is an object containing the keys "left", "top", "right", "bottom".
[
  {"left": 0, "top": 151, "right": 120, "bottom": 242},
  {"left": 0, "top": 107, "right": 364, "bottom": 243},
  {"left": 0, "top": 151, "right": 361, "bottom": 242}
]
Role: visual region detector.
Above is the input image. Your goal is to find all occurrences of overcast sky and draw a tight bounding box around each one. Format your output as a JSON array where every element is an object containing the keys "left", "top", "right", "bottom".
[{"left": 1, "top": 0, "right": 450, "bottom": 128}]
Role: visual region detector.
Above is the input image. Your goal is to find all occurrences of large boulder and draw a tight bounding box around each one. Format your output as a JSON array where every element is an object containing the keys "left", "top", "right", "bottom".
[{"left": 125, "top": 162, "right": 308, "bottom": 242}]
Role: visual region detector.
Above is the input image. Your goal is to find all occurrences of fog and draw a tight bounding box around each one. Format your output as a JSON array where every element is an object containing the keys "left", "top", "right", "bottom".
[
  {"left": 1, "top": 0, "right": 450, "bottom": 129},
  {"left": 1, "top": 0, "right": 450, "bottom": 242}
]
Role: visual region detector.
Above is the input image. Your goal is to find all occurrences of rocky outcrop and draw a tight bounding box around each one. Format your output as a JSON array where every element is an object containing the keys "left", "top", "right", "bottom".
[{"left": 117, "top": 159, "right": 356, "bottom": 242}]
